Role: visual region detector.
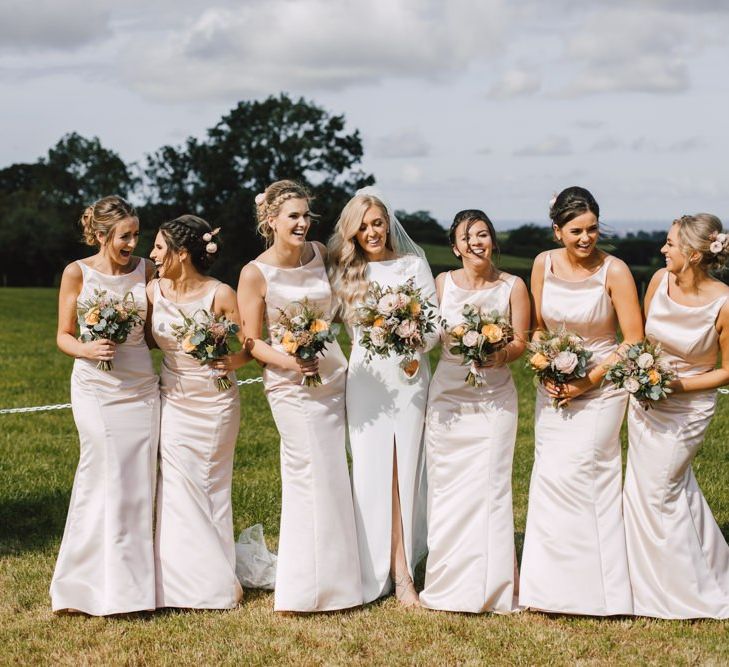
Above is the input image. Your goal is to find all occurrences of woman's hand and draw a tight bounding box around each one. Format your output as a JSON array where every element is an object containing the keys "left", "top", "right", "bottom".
[
  {"left": 289, "top": 355, "right": 319, "bottom": 376},
  {"left": 82, "top": 338, "right": 116, "bottom": 362},
  {"left": 544, "top": 376, "right": 592, "bottom": 406},
  {"left": 209, "top": 356, "right": 236, "bottom": 373}
]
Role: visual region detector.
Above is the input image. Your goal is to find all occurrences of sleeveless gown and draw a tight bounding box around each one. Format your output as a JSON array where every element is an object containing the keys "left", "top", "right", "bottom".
[
  {"left": 151, "top": 280, "right": 243, "bottom": 609},
  {"left": 51, "top": 259, "right": 160, "bottom": 615},
  {"left": 251, "top": 244, "right": 361, "bottom": 612},
  {"left": 623, "top": 271, "right": 729, "bottom": 618},
  {"left": 519, "top": 253, "right": 633, "bottom": 615},
  {"left": 420, "top": 272, "right": 520, "bottom": 613},
  {"left": 346, "top": 254, "right": 437, "bottom": 603}
]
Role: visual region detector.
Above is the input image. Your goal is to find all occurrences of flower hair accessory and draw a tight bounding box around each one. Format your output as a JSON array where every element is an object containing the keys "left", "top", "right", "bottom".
[
  {"left": 709, "top": 231, "right": 728, "bottom": 255},
  {"left": 255, "top": 193, "right": 266, "bottom": 206},
  {"left": 548, "top": 192, "right": 558, "bottom": 211},
  {"left": 202, "top": 227, "right": 221, "bottom": 253}
]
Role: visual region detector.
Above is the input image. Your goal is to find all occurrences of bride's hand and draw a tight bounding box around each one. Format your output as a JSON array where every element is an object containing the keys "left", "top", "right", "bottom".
[{"left": 289, "top": 356, "right": 319, "bottom": 376}]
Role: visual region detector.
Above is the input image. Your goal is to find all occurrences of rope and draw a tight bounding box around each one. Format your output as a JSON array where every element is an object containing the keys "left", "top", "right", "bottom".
[{"left": 0, "top": 377, "right": 263, "bottom": 414}]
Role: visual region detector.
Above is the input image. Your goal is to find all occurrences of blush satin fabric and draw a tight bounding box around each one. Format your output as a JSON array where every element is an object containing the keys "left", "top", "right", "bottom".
[
  {"left": 152, "top": 280, "right": 243, "bottom": 609},
  {"left": 50, "top": 260, "right": 160, "bottom": 616},
  {"left": 519, "top": 253, "right": 633, "bottom": 615},
  {"left": 623, "top": 271, "right": 729, "bottom": 618},
  {"left": 251, "top": 243, "right": 361, "bottom": 612},
  {"left": 420, "top": 272, "right": 520, "bottom": 613},
  {"left": 346, "top": 255, "right": 437, "bottom": 603}
]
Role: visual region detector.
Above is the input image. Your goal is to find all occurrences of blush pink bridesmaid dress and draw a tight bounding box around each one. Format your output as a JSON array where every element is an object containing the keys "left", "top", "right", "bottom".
[
  {"left": 250, "top": 243, "right": 361, "bottom": 612},
  {"left": 420, "top": 272, "right": 520, "bottom": 614},
  {"left": 519, "top": 253, "right": 633, "bottom": 616},
  {"left": 624, "top": 271, "right": 729, "bottom": 619},
  {"left": 51, "top": 259, "right": 160, "bottom": 615},
  {"left": 151, "top": 279, "right": 243, "bottom": 609}
]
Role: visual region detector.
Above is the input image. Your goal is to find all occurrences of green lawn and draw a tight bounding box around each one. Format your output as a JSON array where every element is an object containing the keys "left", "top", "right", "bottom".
[{"left": 1, "top": 288, "right": 728, "bottom": 665}]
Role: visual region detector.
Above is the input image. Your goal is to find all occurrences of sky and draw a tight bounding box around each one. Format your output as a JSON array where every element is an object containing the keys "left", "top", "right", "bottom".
[{"left": 1, "top": 0, "right": 728, "bottom": 232}]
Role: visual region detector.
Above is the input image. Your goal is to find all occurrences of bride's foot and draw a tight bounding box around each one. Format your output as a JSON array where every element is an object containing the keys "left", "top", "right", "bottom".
[{"left": 393, "top": 573, "right": 420, "bottom": 608}]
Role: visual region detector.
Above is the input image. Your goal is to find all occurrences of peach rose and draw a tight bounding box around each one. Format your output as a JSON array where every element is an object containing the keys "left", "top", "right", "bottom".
[
  {"left": 450, "top": 324, "right": 466, "bottom": 339},
  {"left": 647, "top": 368, "right": 661, "bottom": 385},
  {"left": 282, "top": 330, "right": 299, "bottom": 355},
  {"left": 84, "top": 307, "right": 100, "bottom": 326},
  {"left": 309, "top": 319, "right": 329, "bottom": 333},
  {"left": 529, "top": 352, "right": 549, "bottom": 371},
  {"left": 181, "top": 334, "right": 197, "bottom": 353},
  {"left": 373, "top": 316, "right": 386, "bottom": 328},
  {"left": 481, "top": 324, "right": 503, "bottom": 344},
  {"left": 409, "top": 300, "right": 421, "bottom": 317}
]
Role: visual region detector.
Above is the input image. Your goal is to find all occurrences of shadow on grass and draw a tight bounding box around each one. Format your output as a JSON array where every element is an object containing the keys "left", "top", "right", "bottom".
[{"left": 0, "top": 489, "right": 70, "bottom": 556}]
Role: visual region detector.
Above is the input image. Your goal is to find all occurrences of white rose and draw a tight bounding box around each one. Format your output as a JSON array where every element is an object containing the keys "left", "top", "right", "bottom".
[
  {"left": 636, "top": 352, "right": 654, "bottom": 369},
  {"left": 568, "top": 335, "right": 582, "bottom": 347},
  {"left": 462, "top": 330, "right": 480, "bottom": 347},
  {"left": 710, "top": 240, "right": 723, "bottom": 254},
  {"left": 205, "top": 242, "right": 218, "bottom": 253},
  {"left": 717, "top": 233, "right": 727, "bottom": 244},
  {"left": 377, "top": 294, "right": 400, "bottom": 315},
  {"left": 624, "top": 377, "right": 641, "bottom": 393},
  {"left": 396, "top": 293, "right": 410, "bottom": 309},
  {"left": 370, "top": 327, "right": 387, "bottom": 347},
  {"left": 552, "top": 350, "right": 578, "bottom": 374},
  {"left": 395, "top": 319, "right": 418, "bottom": 339}
]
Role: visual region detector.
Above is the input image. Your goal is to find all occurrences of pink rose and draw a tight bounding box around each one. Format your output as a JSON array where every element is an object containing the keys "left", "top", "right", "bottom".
[
  {"left": 462, "top": 330, "right": 480, "bottom": 347},
  {"left": 553, "top": 350, "right": 578, "bottom": 374},
  {"left": 395, "top": 319, "right": 418, "bottom": 339}
]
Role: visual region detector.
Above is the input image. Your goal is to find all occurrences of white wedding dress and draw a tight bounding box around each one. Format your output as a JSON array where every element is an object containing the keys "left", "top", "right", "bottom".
[{"left": 346, "top": 254, "right": 437, "bottom": 603}]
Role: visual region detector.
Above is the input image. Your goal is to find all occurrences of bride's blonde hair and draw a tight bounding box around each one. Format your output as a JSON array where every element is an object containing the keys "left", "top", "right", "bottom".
[{"left": 327, "top": 194, "right": 393, "bottom": 322}]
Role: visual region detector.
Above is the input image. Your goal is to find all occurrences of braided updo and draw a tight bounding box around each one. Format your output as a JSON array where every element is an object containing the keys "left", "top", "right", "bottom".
[
  {"left": 672, "top": 213, "right": 729, "bottom": 274},
  {"left": 79, "top": 195, "right": 137, "bottom": 246},
  {"left": 254, "top": 180, "right": 312, "bottom": 247},
  {"left": 159, "top": 214, "right": 219, "bottom": 272},
  {"left": 549, "top": 186, "right": 600, "bottom": 228}
]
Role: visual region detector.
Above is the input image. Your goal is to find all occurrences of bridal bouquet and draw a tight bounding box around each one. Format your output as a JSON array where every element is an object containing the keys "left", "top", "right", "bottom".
[
  {"left": 356, "top": 278, "right": 438, "bottom": 379},
  {"left": 270, "top": 299, "right": 335, "bottom": 387},
  {"left": 447, "top": 305, "right": 513, "bottom": 387},
  {"left": 171, "top": 309, "right": 239, "bottom": 391},
  {"left": 77, "top": 288, "right": 143, "bottom": 370},
  {"left": 604, "top": 338, "right": 675, "bottom": 409},
  {"left": 527, "top": 328, "right": 592, "bottom": 408}
]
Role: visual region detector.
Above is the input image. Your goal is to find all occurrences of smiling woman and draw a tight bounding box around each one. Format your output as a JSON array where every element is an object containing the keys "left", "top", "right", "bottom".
[{"left": 51, "top": 195, "right": 160, "bottom": 616}]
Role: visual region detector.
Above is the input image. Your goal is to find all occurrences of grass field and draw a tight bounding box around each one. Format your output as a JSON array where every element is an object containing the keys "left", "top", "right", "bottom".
[{"left": 1, "top": 287, "right": 728, "bottom": 665}]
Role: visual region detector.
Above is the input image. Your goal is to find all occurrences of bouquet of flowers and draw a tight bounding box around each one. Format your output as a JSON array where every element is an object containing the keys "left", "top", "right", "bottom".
[
  {"left": 604, "top": 338, "right": 675, "bottom": 409},
  {"left": 270, "top": 299, "right": 335, "bottom": 387},
  {"left": 447, "top": 305, "right": 514, "bottom": 387},
  {"left": 171, "top": 309, "right": 240, "bottom": 391},
  {"left": 77, "top": 289, "right": 143, "bottom": 370},
  {"left": 355, "top": 278, "right": 438, "bottom": 379},
  {"left": 527, "top": 328, "right": 592, "bottom": 408}
]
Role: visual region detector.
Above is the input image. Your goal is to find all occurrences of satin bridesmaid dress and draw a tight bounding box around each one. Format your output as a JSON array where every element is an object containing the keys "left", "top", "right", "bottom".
[
  {"left": 51, "top": 259, "right": 160, "bottom": 615},
  {"left": 346, "top": 254, "right": 437, "bottom": 603},
  {"left": 250, "top": 243, "right": 361, "bottom": 612},
  {"left": 519, "top": 253, "right": 633, "bottom": 615},
  {"left": 623, "top": 271, "right": 729, "bottom": 619},
  {"left": 152, "top": 280, "right": 243, "bottom": 609},
  {"left": 420, "top": 273, "right": 520, "bottom": 614}
]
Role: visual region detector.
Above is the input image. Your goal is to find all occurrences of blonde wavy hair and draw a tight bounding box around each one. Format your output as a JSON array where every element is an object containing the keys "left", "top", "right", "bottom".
[
  {"left": 327, "top": 194, "right": 393, "bottom": 322},
  {"left": 673, "top": 213, "right": 729, "bottom": 274},
  {"left": 254, "top": 180, "right": 312, "bottom": 247},
  {"left": 79, "top": 195, "right": 136, "bottom": 247}
]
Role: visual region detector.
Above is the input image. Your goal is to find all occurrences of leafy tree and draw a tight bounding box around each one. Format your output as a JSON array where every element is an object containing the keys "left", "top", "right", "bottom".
[
  {"left": 395, "top": 210, "right": 448, "bottom": 245},
  {"left": 500, "top": 223, "right": 555, "bottom": 257},
  {"left": 143, "top": 94, "right": 373, "bottom": 284}
]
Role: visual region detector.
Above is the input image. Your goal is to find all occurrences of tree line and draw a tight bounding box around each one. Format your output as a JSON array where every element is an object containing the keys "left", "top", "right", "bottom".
[{"left": 0, "top": 93, "right": 666, "bottom": 288}]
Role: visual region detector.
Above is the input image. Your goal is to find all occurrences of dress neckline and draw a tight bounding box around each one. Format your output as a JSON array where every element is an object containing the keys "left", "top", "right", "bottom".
[
  {"left": 546, "top": 251, "right": 609, "bottom": 284},
  {"left": 447, "top": 270, "right": 508, "bottom": 293},
  {"left": 156, "top": 279, "right": 220, "bottom": 306},
  {"left": 254, "top": 242, "right": 319, "bottom": 271},
  {"left": 663, "top": 271, "right": 728, "bottom": 311},
  {"left": 78, "top": 257, "right": 142, "bottom": 278}
]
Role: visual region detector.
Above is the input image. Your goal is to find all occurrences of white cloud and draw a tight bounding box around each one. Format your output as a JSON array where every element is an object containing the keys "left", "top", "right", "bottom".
[
  {"left": 632, "top": 136, "right": 705, "bottom": 153},
  {"left": 0, "top": 0, "right": 112, "bottom": 51},
  {"left": 487, "top": 67, "right": 540, "bottom": 99},
  {"left": 590, "top": 136, "right": 621, "bottom": 152},
  {"left": 121, "top": 0, "right": 511, "bottom": 102},
  {"left": 372, "top": 129, "right": 430, "bottom": 159},
  {"left": 514, "top": 136, "right": 572, "bottom": 157}
]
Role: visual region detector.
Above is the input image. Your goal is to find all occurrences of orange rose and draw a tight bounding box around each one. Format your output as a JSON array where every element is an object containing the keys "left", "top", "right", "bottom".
[
  {"left": 647, "top": 368, "right": 661, "bottom": 385},
  {"left": 373, "top": 316, "right": 386, "bottom": 328},
  {"left": 181, "top": 334, "right": 197, "bottom": 353},
  {"left": 529, "top": 352, "right": 549, "bottom": 371},
  {"left": 481, "top": 324, "right": 504, "bottom": 344},
  {"left": 282, "top": 330, "right": 299, "bottom": 355},
  {"left": 450, "top": 324, "right": 466, "bottom": 339},
  {"left": 84, "top": 307, "right": 100, "bottom": 326},
  {"left": 309, "top": 319, "right": 329, "bottom": 333}
]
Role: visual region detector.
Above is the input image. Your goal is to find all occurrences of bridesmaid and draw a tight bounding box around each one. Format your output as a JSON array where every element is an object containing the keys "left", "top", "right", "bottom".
[
  {"left": 237, "top": 180, "right": 361, "bottom": 612},
  {"left": 420, "top": 210, "right": 529, "bottom": 614},
  {"left": 51, "top": 196, "right": 159, "bottom": 615},
  {"left": 519, "top": 186, "right": 643, "bottom": 616},
  {"left": 328, "top": 186, "right": 437, "bottom": 606},
  {"left": 623, "top": 213, "right": 729, "bottom": 619},
  {"left": 149, "top": 215, "right": 247, "bottom": 609}
]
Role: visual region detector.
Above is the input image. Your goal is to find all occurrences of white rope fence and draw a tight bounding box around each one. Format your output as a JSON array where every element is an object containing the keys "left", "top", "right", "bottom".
[{"left": 0, "top": 377, "right": 263, "bottom": 415}]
